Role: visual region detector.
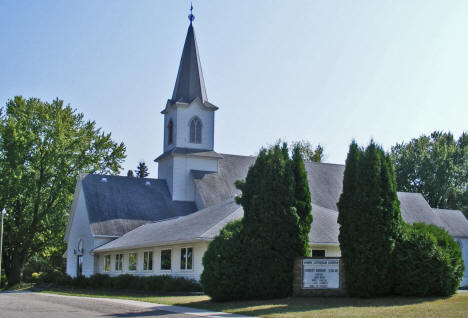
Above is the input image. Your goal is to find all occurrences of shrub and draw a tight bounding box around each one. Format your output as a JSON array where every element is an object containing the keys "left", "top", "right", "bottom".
[
  {"left": 201, "top": 220, "right": 247, "bottom": 301},
  {"left": 111, "top": 274, "right": 135, "bottom": 290},
  {"left": 72, "top": 275, "right": 89, "bottom": 289},
  {"left": 393, "top": 223, "right": 464, "bottom": 296},
  {"left": 42, "top": 269, "right": 70, "bottom": 285},
  {"left": 51, "top": 273, "right": 201, "bottom": 292},
  {"left": 89, "top": 274, "right": 112, "bottom": 289},
  {"left": 143, "top": 275, "right": 166, "bottom": 291}
]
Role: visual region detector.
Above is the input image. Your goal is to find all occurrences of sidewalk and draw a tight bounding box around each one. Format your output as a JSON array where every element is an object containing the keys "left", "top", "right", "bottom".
[{"left": 38, "top": 292, "right": 255, "bottom": 318}]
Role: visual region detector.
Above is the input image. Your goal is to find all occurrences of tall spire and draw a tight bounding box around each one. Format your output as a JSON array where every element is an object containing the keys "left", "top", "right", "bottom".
[{"left": 171, "top": 5, "right": 207, "bottom": 103}]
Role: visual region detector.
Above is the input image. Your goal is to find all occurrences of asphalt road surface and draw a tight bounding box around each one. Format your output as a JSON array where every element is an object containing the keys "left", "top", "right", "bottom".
[{"left": 0, "top": 292, "right": 198, "bottom": 318}]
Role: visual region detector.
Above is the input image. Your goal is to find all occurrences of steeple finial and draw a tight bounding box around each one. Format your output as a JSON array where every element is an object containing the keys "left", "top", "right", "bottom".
[{"left": 188, "top": 3, "right": 195, "bottom": 24}]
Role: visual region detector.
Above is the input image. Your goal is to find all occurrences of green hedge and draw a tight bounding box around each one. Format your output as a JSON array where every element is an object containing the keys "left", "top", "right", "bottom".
[
  {"left": 201, "top": 220, "right": 247, "bottom": 301},
  {"left": 40, "top": 271, "right": 201, "bottom": 292},
  {"left": 393, "top": 223, "right": 464, "bottom": 296}
]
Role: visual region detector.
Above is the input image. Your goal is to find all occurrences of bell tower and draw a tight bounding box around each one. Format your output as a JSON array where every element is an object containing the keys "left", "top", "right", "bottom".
[{"left": 156, "top": 7, "right": 221, "bottom": 203}]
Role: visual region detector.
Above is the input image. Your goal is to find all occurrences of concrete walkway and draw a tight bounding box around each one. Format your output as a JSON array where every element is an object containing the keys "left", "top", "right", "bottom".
[{"left": 38, "top": 292, "right": 253, "bottom": 318}]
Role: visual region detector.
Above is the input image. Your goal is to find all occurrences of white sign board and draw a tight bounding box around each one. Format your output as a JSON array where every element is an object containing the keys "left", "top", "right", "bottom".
[{"left": 302, "top": 259, "right": 340, "bottom": 289}]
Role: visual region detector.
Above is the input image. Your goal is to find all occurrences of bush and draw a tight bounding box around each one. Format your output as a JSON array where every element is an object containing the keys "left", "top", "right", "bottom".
[
  {"left": 50, "top": 272, "right": 201, "bottom": 293},
  {"left": 393, "top": 223, "right": 464, "bottom": 296},
  {"left": 201, "top": 220, "right": 247, "bottom": 301},
  {"left": 111, "top": 274, "right": 134, "bottom": 290},
  {"left": 88, "top": 274, "right": 112, "bottom": 289},
  {"left": 42, "top": 269, "right": 70, "bottom": 285}
]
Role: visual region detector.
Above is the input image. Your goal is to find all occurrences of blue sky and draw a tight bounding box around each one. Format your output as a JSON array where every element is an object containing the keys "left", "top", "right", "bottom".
[{"left": 1, "top": 0, "right": 467, "bottom": 177}]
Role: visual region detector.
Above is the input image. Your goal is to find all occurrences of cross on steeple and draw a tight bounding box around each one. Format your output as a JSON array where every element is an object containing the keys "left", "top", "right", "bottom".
[{"left": 188, "top": 3, "right": 195, "bottom": 24}]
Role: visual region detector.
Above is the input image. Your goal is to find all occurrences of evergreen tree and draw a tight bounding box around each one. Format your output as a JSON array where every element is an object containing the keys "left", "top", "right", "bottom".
[
  {"left": 291, "top": 145, "right": 313, "bottom": 256},
  {"left": 337, "top": 141, "right": 362, "bottom": 294},
  {"left": 234, "top": 143, "right": 311, "bottom": 299},
  {"left": 135, "top": 161, "right": 149, "bottom": 178},
  {"left": 338, "top": 141, "right": 402, "bottom": 297},
  {"left": 127, "top": 169, "right": 134, "bottom": 177}
]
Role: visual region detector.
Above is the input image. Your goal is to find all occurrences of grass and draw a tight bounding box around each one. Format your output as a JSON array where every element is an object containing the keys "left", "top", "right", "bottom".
[{"left": 42, "top": 287, "right": 468, "bottom": 318}]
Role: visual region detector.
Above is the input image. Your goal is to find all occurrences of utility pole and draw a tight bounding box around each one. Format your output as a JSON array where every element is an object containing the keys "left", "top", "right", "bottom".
[{"left": 0, "top": 208, "right": 5, "bottom": 288}]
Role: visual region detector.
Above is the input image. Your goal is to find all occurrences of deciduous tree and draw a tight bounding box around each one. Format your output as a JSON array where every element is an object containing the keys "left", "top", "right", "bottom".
[
  {"left": 391, "top": 131, "right": 467, "bottom": 216},
  {"left": 0, "top": 96, "right": 126, "bottom": 285}
]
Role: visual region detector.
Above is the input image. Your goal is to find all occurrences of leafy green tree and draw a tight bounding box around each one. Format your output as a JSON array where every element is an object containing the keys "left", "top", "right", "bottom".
[
  {"left": 0, "top": 96, "right": 126, "bottom": 285},
  {"left": 291, "top": 140, "right": 324, "bottom": 162},
  {"left": 391, "top": 131, "right": 468, "bottom": 216},
  {"left": 338, "top": 141, "right": 402, "bottom": 297},
  {"left": 135, "top": 161, "right": 149, "bottom": 178}
]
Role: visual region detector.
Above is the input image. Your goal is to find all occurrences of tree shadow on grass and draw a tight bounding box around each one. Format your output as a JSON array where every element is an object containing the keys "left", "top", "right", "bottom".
[{"left": 176, "top": 295, "right": 452, "bottom": 317}]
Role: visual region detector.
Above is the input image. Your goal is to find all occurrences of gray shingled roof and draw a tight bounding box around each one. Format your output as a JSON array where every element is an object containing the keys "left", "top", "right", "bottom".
[
  {"left": 155, "top": 147, "right": 223, "bottom": 162},
  {"left": 171, "top": 24, "right": 207, "bottom": 103},
  {"left": 94, "top": 199, "right": 243, "bottom": 252},
  {"left": 81, "top": 174, "right": 197, "bottom": 237},
  {"left": 194, "top": 154, "right": 256, "bottom": 207},
  {"left": 309, "top": 204, "right": 340, "bottom": 244},
  {"left": 87, "top": 154, "right": 468, "bottom": 253},
  {"left": 433, "top": 208, "right": 468, "bottom": 237}
]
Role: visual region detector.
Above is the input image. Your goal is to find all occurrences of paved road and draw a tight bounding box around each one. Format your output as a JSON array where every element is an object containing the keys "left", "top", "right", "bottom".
[{"left": 0, "top": 292, "right": 198, "bottom": 318}]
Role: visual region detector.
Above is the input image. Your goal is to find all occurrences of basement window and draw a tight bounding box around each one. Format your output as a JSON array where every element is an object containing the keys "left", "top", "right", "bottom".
[{"left": 312, "top": 249, "right": 326, "bottom": 257}]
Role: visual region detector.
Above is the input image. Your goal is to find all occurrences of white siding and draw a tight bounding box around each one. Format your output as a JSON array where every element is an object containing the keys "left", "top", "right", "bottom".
[
  {"left": 158, "top": 158, "right": 174, "bottom": 195},
  {"left": 310, "top": 244, "right": 341, "bottom": 257},
  {"left": 163, "top": 100, "right": 214, "bottom": 153},
  {"left": 96, "top": 241, "right": 209, "bottom": 281},
  {"left": 458, "top": 238, "right": 468, "bottom": 286},
  {"left": 171, "top": 156, "right": 218, "bottom": 201},
  {"left": 66, "top": 190, "right": 95, "bottom": 278}
]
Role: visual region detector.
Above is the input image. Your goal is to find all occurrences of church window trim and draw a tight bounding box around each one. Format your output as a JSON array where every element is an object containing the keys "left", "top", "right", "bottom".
[
  {"left": 168, "top": 119, "right": 174, "bottom": 145},
  {"left": 144, "top": 251, "right": 153, "bottom": 271},
  {"left": 104, "top": 255, "right": 111, "bottom": 272},
  {"left": 161, "top": 249, "right": 172, "bottom": 271},
  {"left": 115, "top": 254, "right": 123, "bottom": 271},
  {"left": 128, "top": 252, "right": 137, "bottom": 271},
  {"left": 180, "top": 247, "right": 193, "bottom": 271},
  {"left": 189, "top": 116, "right": 202, "bottom": 144}
]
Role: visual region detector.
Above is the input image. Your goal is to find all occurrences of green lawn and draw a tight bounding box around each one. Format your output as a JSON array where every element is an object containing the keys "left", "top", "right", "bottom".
[{"left": 42, "top": 288, "right": 468, "bottom": 318}]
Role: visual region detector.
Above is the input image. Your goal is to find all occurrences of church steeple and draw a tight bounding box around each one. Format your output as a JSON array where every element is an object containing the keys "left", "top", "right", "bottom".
[
  {"left": 157, "top": 7, "right": 221, "bottom": 203},
  {"left": 171, "top": 8, "right": 207, "bottom": 103}
]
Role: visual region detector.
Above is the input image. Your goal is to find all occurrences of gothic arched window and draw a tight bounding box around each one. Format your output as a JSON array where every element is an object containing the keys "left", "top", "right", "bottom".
[
  {"left": 168, "top": 119, "right": 174, "bottom": 145},
  {"left": 189, "top": 117, "right": 202, "bottom": 144}
]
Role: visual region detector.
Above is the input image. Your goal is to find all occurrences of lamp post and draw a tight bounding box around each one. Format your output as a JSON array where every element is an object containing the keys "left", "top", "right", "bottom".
[{"left": 0, "top": 208, "right": 5, "bottom": 288}]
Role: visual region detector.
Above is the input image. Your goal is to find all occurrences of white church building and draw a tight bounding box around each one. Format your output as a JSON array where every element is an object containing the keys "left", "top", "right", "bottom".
[{"left": 65, "top": 16, "right": 468, "bottom": 286}]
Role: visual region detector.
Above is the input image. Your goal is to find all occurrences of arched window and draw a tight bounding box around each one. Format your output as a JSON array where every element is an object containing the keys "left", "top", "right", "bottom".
[
  {"left": 189, "top": 117, "right": 202, "bottom": 144},
  {"left": 168, "top": 119, "right": 174, "bottom": 145}
]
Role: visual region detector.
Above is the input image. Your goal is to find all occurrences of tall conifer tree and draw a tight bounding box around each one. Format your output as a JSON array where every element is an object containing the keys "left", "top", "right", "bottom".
[
  {"left": 135, "top": 161, "right": 149, "bottom": 178},
  {"left": 291, "top": 145, "right": 313, "bottom": 256},
  {"left": 337, "top": 141, "right": 362, "bottom": 294},
  {"left": 338, "top": 141, "right": 402, "bottom": 297},
  {"left": 234, "top": 143, "right": 311, "bottom": 299}
]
